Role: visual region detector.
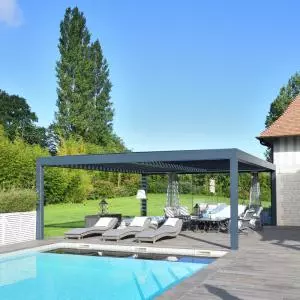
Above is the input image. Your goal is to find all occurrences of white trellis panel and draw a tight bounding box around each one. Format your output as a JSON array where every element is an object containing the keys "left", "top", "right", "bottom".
[{"left": 0, "top": 211, "right": 36, "bottom": 246}]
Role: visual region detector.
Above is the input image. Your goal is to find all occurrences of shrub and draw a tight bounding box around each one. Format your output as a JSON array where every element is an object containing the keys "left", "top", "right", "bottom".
[
  {"left": 65, "top": 174, "right": 87, "bottom": 203},
  {"left": 260, "top": 188, "right": 271, "bottom": 203},
  {"left": 0, "top": 127, "right": 48, "bottom": 189},
  {"left": 113, "top": 186, "right": 128, "bottom": 197},
  {"left": 44, "top": 168, "right": 69, "bottom": 204},
  {"left": 193, "top": 186, "right": 204, "bottom": 195},
  {"left": 0, "top": 189, "right": 36, "bottom": 213},
  {"left": 259, "top": 173, "right": 271, "bottom": 203},
  {"left": 89, "top": 179, "right": 116, "bottom": 199},
  {"left": 44, "top": 167, "right": 93, "bottom": 204},
  {"left": 179, "top": 181, "right": 193, "bottom": 194},
  {"left": 122, "top": 179, "right": 139, "bottom": 196},
  {"left": 148, "top": 180, "right": 167, "bottom": 193}
]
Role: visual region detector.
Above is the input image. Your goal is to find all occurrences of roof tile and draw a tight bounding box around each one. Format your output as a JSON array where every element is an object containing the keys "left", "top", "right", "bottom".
[{"left": 259, "top": 95, "right": 300, "bottom": 138}]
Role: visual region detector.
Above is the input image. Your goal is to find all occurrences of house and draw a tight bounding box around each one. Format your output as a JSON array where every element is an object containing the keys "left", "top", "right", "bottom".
[{"left": 258, "top": 95, "right": 300, "bottom": 226}]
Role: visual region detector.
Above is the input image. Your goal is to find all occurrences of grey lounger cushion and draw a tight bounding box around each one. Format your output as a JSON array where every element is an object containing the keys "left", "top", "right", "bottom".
[
  {"left": 136, "top": 218, "right": 183, "bottom": 243},
  {"left": 65, "top": 217, "right": 118, "bottom": 239},
  {"left": 102, "top": 217, "right": 151, "bottom": 241}
]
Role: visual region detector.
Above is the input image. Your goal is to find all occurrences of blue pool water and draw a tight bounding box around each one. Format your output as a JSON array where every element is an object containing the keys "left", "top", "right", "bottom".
[{"left": 0, "top": 252, "right": 212, "bottom": 299}]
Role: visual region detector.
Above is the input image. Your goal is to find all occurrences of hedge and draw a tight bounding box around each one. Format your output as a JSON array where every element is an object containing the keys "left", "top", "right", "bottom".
[
  {"left": 0, "top": 127, "right": 272, "bottom": 205},
  {"left": 0, "top": 189, "right": 36, "bottom": 213}
]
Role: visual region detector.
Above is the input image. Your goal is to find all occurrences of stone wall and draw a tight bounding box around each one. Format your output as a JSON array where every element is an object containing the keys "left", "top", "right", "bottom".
[{"left": 276, "top": 173, "right": 300, "bottom": 226}]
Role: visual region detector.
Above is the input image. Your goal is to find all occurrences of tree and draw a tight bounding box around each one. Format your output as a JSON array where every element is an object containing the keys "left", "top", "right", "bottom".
[
  {"left": 25, "top": 126, "right": 47, "bottom": 148},
  {"left": 0, "top": 89, "right": 46, "bottom": 147},
  {"left": 55, "top": 7, "right": 115, "bottom": 146},
  {"left": 55, "top": 7, "right": 93, "bottom": 140},
  {"left": 265, "top": 73, "right": 300, "bottom": 127},
  {"left": 87, "top": 40, "right": 114, "bottom": 145}
]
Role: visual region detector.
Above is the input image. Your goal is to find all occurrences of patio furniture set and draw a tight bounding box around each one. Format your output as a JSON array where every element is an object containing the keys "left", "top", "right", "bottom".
[{"left": 164, "top": 203, "right": 263, "bottom": 233}]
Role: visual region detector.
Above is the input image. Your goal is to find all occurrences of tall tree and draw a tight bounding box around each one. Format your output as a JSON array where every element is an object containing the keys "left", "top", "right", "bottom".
[
  {"left": 0, "top": 89, "right": 47, "bottom": 147},
  {"left": 56, "top": 7, "right": 115, "bottom": 146},
  {"left": 56, "top": 7, "right": 93, "bottom": 140},
  {"left": 88, "top": 40, "right": 114, "bottom": 145}
]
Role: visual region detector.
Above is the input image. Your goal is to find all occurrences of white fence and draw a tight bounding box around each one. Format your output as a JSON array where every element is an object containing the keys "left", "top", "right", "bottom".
[{"left": 0, "top": 211, "right": 36, "bottom": 246}]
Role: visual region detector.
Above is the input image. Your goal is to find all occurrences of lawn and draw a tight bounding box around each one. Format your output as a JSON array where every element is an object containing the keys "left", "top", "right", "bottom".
[{"left": 44, "top": 193, "right": 271, "bottom": 237}]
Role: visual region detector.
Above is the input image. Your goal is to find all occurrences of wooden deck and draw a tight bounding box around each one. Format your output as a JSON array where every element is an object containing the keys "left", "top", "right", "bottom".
[
  {"left": 1, "top": 226, "right": 300, "bottom": 299},
  {"left": 159, "top": 227, "right": 300, "bottom": 300}
]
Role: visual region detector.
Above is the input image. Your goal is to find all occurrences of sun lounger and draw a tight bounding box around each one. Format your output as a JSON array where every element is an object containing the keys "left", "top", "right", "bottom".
[
  {"left": 102, "top": 216, "right": 151, "bottom": 241},
  {"left": 64, "top": 217, "right": 118, "bottom": 239},
  {"left": 135, "top": 218, "right": 183, "bottom": 243}
]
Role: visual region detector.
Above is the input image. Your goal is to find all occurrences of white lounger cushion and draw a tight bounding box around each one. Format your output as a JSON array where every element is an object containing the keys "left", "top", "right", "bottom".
[
  {"left": 129, "top": 217, "right": 148, "bottom": 227},
  {"left": 164, "top": 218, "right": 179, "bottom": 227},
  {"left": 95, "top": 217, "right": 113, "bottom": 227}
]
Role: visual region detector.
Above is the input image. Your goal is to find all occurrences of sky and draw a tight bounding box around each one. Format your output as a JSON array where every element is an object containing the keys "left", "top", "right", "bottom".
[{"left": 1, "top": 0, "right": 300, "bottom": 158}]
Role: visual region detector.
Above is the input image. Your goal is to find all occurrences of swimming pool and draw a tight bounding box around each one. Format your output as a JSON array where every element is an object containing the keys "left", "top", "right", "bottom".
[{"left": 0, "top": 251, "right": 213, "bottom": 299}]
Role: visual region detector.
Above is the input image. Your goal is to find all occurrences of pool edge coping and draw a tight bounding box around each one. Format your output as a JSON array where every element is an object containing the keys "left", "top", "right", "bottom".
[{"left": 0, "top": 242, "right": 228, "bottom": 259}]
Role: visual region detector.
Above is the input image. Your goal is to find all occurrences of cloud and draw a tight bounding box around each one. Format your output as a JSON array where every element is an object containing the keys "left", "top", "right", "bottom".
[{"left": 0, "top": 0, "right": 23, "bottom": 27}]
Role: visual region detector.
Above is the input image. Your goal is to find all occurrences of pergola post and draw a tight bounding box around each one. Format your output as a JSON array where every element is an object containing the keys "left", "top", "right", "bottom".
[
  {"left": 140, "top": 174, "right": 148, "bottom": 216},
  {"left": 36, "top": 163, "right": 44, "bottom": 240},
  {"left": 230, "top": 156, "right": 239, "bottom": 250},
  {"left": 271, "top": 171, "right": 277, "bottom": 225}
]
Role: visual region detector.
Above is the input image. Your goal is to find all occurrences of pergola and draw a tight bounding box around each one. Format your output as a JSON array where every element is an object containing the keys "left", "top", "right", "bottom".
[{"left": 36, "top": 148, "right": 276, "bottom": 250}]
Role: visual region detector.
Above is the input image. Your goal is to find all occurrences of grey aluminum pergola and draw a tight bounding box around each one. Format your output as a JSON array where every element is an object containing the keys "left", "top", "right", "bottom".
[{"left": 36, "top": 148, "right": 276, "bottom": 250}]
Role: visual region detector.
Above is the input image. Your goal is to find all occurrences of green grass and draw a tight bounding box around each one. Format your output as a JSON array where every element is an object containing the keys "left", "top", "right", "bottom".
[{"left": 44, "top": 193, "right": 271, "bottom": 237}]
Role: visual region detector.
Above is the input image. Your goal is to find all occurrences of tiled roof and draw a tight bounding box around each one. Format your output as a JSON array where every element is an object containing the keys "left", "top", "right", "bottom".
[{"left": 259, "top": 95, "right": 300, "bottom": 139}]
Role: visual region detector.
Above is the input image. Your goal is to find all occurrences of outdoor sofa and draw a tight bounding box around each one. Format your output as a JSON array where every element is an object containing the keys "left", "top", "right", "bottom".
[{"left": 64, "top": 217, "right": 118, "bottom": 239}]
